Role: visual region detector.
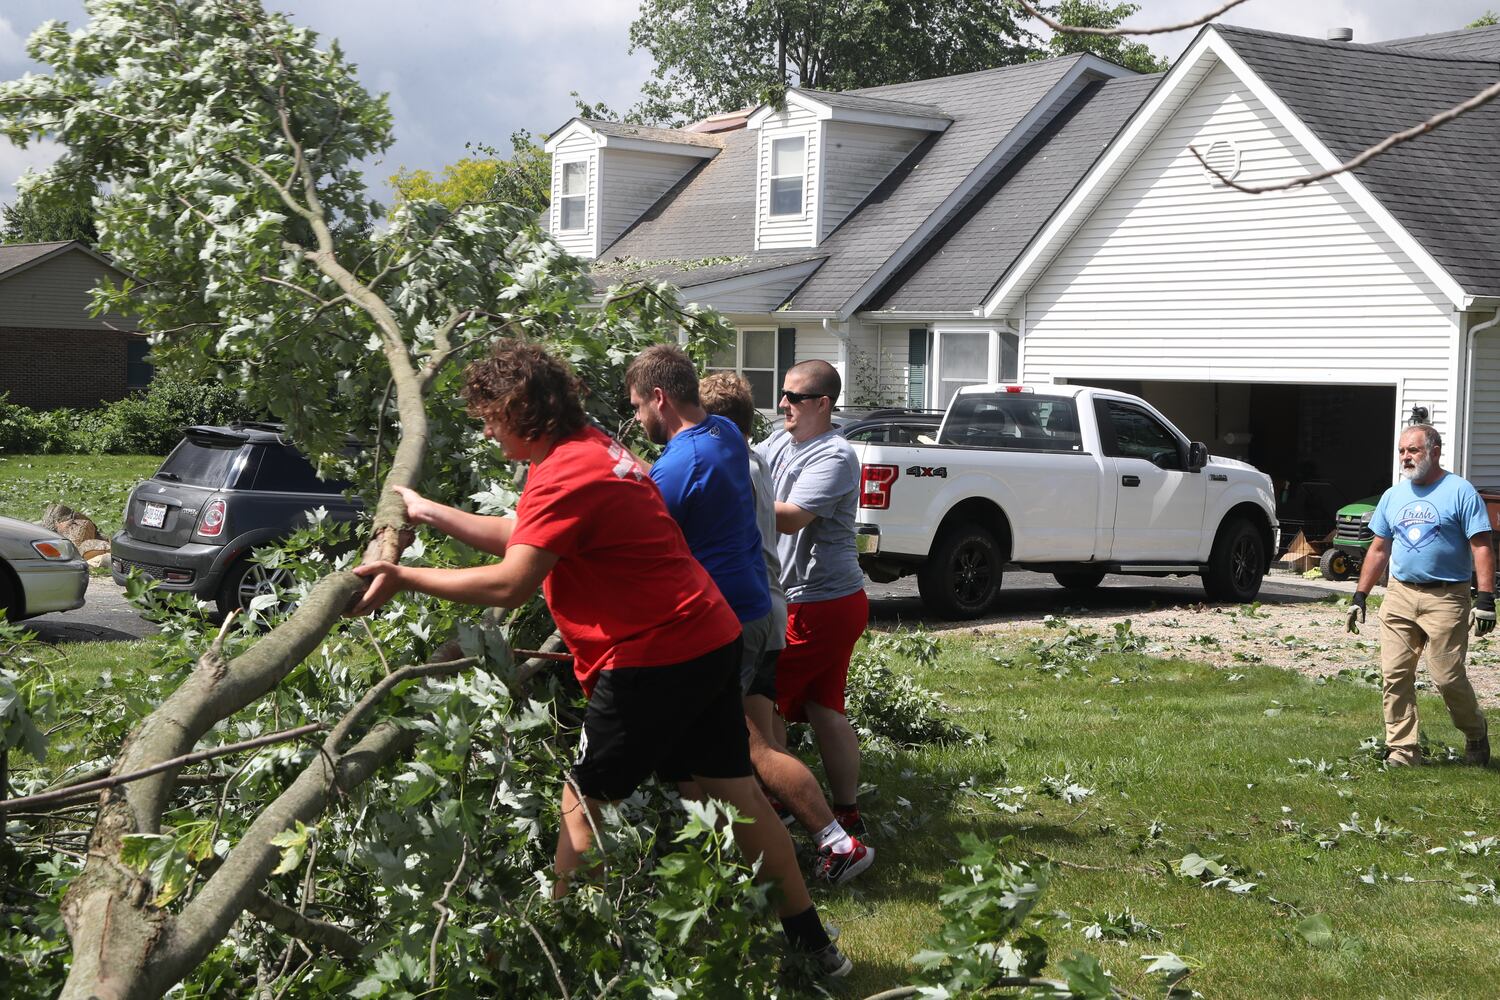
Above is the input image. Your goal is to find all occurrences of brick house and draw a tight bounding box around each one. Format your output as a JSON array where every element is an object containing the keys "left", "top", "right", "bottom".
[{"left": 0, "top": 240, "right": 148, "bottom": 411}]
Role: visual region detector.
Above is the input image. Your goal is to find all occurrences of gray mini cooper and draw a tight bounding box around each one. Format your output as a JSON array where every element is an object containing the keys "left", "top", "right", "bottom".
[{"left": 111, "top": 424, "right": 363, "bottom": 616}]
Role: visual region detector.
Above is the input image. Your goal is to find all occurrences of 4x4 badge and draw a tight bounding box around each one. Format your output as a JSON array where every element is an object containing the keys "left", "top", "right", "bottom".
[{"left": 906, "top": 465, "right": 947, "bottom": 478}]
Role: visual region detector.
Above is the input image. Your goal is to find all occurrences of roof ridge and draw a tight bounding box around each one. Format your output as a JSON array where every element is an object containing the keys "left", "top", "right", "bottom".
[
  {"left": 1212, "top": 22, "right": 1500, "bottom": 65},
  {"left": 845, "top": 52, "right": 1085, "bottom": 97},
  {"left": 1381, "top": 22, "right": 1500, "bottom": 47}
]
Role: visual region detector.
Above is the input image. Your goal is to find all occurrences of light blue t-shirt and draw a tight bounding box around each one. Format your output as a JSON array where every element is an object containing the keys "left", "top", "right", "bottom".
[{"left": 1370, "top": 472, "right": 1492, "bottom": 584}]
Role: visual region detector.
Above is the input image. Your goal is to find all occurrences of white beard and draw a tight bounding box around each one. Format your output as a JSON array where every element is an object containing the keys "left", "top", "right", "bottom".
[{"left": 1401, "top": 455, "right": 1434, "bottom": 480}]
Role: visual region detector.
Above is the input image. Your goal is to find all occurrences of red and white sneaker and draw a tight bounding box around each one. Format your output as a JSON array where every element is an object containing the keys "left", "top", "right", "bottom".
[
  {"left": 816, "top": 837, "right": 874, "bottom": 886},
  {"left": 834, "top": 806, "right": 866, "bottom": 837}
]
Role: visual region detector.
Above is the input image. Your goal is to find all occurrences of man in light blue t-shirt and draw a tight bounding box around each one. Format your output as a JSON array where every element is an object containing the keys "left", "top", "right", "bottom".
[{"left": 1346, "top": 423, "right": 1496, "bottom": 767}]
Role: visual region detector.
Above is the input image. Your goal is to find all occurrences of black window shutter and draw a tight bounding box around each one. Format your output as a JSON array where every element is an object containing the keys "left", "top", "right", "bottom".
[
  {"left": 777, "top": 328, "right": 796, "bottom": 388},
  {"left": 907, "top": 329, "right": 928, "bottom": 408}
]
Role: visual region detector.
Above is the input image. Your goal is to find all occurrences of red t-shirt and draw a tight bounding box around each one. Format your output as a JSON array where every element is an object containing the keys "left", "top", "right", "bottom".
[{"left": 507, "top": 426, "right": 741, "bottom": 695}]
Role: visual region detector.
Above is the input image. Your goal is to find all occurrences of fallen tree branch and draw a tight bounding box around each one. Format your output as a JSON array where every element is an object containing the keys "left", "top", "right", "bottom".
[
  {"left": 1018, "top": 0, "right": 1252, "bottom": 36},
  {"left": 247, "top": 891, "right": 362, "bottom": 961},
  {"left": 0, "top": 724, "right": 325, "bottom": 815}
]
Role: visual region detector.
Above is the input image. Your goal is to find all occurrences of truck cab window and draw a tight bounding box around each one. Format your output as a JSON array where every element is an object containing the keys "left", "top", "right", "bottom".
[{"left": 1103, "top": 402, "right": 1182, "bottom": 469}]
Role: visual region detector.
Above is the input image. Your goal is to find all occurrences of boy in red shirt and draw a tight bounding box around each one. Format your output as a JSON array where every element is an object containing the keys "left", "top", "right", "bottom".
[{"left": 351, "top": 340, "right": 849, "bottom": 976}]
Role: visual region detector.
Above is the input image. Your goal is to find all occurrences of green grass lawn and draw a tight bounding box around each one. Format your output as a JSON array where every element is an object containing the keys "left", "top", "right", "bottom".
[
  {"left": 0, "top": 453, "right": 163, "bottom": 536},
  {"left": 824, "top": 626, "right": 1500, "bottom": 999},
  {"left": 14, "top": 624, "right": 1500, "bottom": 998}
]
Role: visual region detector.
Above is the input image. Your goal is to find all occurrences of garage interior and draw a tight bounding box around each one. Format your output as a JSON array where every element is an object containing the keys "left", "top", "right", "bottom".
[{"left": 1074, "top": 379, "right": 1397, "bottom": 551}]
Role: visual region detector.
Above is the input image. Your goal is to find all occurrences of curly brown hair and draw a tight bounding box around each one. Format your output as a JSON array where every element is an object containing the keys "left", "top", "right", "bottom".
[
  {"left": 698, "top": 371, "right": 755, "bottom": 437},
  {"left": 462, "top": 339, "right": 587, "bottom": 441}
]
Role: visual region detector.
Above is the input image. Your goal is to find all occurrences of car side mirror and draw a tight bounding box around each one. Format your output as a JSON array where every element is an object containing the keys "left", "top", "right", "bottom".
[{"left": 1187, "top": 441, "right": 1209, "bottom": 472}]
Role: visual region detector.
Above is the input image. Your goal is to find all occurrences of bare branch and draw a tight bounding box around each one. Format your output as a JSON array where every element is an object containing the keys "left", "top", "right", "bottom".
[
  {"left": 246, "top": 891, "right": 361, "bottom": 961},
  {"left": 427, "top": 843, "right": 469, "bottom": 988},
  {"left": 257, "top": 275, "right": 349, "bottom": 311},
  {"left": 1016, "top": 0, "right": 1253, "bottom": 35},
  {"left": 0, "top": 723, "right": 324, "bottom": 815},
  {"left": 326, "top": 656, "right": 477, "bottom": 754},
  {"left": 1192, "top": 76, "right": 1500, "bottom": 194}
]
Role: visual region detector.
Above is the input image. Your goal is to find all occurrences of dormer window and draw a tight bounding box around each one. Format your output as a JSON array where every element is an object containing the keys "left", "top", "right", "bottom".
[
  {"left": 769, "top": 137, "right": 805, "bottom": 216},
  {"left": 559, "top": 159, "right": 589, "bottom": 231}
]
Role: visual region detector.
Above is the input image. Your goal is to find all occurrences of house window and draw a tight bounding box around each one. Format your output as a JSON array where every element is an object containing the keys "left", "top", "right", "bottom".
[
  {"left": 769, "top": 137, "right": 805, "bottom": 217},
  {"left": 707, "top": 329, "right": 778, "bottom": 408},
  {"left": 559, "top": 159, "right": 588, "bottom": 231},
  {"left": 934, "top": 331, "right": 988, "bottom": 408},
  {"left": 126, "top": 338, "right": 154, "bottom": 389}
]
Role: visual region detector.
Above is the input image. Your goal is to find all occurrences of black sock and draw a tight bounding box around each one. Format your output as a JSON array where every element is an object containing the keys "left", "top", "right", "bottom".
[
  {"left": 833, "top": 802, "right": 858, "bottom": 813},
  {"left": 780, "top": 905, "right": 831, "bottom": 952}
]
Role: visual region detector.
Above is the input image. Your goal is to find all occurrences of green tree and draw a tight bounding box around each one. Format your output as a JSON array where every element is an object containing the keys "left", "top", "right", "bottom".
[
  {"left": 0, "top": 179, "right": 99, "bottom": 244},
  {"left": 1042, "top": 1, "right": 1169, "bottom": 74},
  {"left": 623, "top": 0, "right": 1043, "bottom": 126},
  {"left": 0, "top": 2, "right": 734, "bottom": 997},
  {"left": 390, "top": 131, "right": 551, "bottom": 214},
  {"left": 1470, "top": 10, "right": 1500, "bottom": 27}
]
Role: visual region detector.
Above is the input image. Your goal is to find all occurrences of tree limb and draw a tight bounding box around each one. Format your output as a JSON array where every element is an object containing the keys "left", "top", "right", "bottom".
[
  {"left": 1016, "top": 0, "right": 1253, "bottom": 36},
  {"left": 246, "top": 891, "right": 362, "bottom": 962}
]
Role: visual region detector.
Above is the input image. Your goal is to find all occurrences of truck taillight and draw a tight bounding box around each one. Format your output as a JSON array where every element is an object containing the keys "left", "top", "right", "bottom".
[
  {"left": 860, "top": 464, "right": 899, "bottom": 509},
  {"left": 197, "top": 498, "right": 226, "bottom": 537}
]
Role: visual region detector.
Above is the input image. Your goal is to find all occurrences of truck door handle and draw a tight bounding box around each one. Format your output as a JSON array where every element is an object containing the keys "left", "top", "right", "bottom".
[{"left": 1121, "top": 475, "right": 1140, "bottom": 487}]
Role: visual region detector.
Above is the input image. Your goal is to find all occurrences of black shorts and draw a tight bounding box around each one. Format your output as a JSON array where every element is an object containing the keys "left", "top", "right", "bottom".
[{"left": 570, "top": 636, "right": 751, "bottom": 801}]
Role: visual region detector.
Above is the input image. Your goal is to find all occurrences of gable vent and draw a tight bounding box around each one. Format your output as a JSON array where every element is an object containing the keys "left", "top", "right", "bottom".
[{"left": 1197, "top": 139, "right": 1241, "bottom": 186}]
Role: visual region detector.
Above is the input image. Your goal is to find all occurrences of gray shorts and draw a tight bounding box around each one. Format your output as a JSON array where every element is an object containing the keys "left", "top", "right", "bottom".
[{"left": 738, "top": 608, "right": 782, "bottom": 696}]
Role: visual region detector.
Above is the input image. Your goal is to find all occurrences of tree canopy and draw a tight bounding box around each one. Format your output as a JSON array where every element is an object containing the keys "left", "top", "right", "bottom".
[
  {"left": 0, "top": 182, "right": 100, "bottom": 245},
  {"left": 625, "top": 0, "right": 1043, "bottom": 126},
  {"left": 390, "top": 131, "right": 551, "bottom": 214},
  {"left": 1041, "top": 1, "right": 1170, "bottom": 74}
]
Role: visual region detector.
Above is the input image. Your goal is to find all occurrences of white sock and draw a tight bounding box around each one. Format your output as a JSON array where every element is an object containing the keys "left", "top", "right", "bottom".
[{"left": 816, "top": 819, "right": 853, "bottom": 854}]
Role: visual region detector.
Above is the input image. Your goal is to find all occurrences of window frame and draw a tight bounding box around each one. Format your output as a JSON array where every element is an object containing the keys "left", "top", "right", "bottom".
[
  {"left": 705, "top": 329, "right": 780, "bottom": 410},
  {"left": 768, "top": 135, "right": 807, "bottom": 218},
  {"left": 1097, "top": 400, "right": 1186, "bottom": 470},
  {"left": 932, "top": 331, "right": 990, "bottom": 410},
  {"left": 557, "top": 157, "right": 590, "bottom": 233}
]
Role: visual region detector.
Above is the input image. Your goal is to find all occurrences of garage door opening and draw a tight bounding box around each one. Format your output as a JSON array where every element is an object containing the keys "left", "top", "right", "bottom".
[{"left": 1072, "top": 379, "right": 1396, "bottom": 549}]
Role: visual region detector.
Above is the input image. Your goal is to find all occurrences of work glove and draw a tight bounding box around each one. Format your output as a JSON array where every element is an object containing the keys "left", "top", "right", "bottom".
[
  {"left": 1475, "top": 592, "right": 1496, "bottom": 638},
  {"left": 1346, "top": 591, "right": 1368, "bottom": 634}
]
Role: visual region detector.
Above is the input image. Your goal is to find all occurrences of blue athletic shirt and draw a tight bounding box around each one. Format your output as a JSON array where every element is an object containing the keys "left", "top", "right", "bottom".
[
  {"left": 1369, "top": 471, "right": 1492, "bottom": 584},
  {"left": 651, "top": 414, "right": 773, "bottom": 623}
]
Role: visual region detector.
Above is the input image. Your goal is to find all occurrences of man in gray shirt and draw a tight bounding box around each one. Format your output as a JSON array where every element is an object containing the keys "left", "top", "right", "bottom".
[{"left": 756, "top": 359, "right": 870, "bottom": 838}]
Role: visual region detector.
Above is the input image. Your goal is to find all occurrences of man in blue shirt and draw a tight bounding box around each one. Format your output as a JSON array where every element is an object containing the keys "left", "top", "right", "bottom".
[{"left": 1347, "top": 423, "right": 1496, "bottom": 767}]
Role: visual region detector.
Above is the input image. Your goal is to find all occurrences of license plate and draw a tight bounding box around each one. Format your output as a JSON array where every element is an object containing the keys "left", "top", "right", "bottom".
[{"left": 141, "top": 502, "right": 168, "bottom": 528}]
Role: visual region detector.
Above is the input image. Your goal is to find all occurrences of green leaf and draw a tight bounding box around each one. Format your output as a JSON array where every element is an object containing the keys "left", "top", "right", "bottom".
[
  {"left": 1059, "top": 951, "right": 1114, "bottom": 1000},
  {"left": 1296, "top": 913, "right": 1335, "bottom": 949},
  {"left": 268, "top": 822, "right": 313, "bottom": 876}
]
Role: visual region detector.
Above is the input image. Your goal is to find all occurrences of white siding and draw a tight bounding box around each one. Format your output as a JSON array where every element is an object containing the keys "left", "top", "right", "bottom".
[
  {"left": 794, "top": 324, "right": 841, "bottom": 365},
  {"left": 756, "top": 105, "right": 820, "bottom": 250},
  {"left": 0, "top": 251, "right": 136, "bottom": 330},
  {"left": 873, "top": 325, "right": 916, "bottom": 405},
  {"left": 819, "top": 122, "right": 925, "bottom": 241},
  {"left": 1470, "top": 326, "right": 1500, "bottom": 488},
  {"left": 550, "top": 130, "right": 597, "bottom": 259},
  {"left": 597, "top": 149, "right": 697, "bottom": 251},
  {"left": 1019, "top": 60, "right": 1456, "bottom": 444}
]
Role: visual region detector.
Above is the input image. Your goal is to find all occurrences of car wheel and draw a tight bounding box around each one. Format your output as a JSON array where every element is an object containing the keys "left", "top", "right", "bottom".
[
  {"left": 1054, "top": 569, "right": 1107, "bottom": 591},
  {"left": 0, "top": 564, "right": 19, "bottom": 623},
  {"left": 1319, "top": 547, "right": 1355, "bottom": 582},
  {"left": 216, "top": 556, "right": 296, "bottom": 619},
  {"left": 1203, "top": 517, "right": 1266, "bottom": 603},
  {"left": 918, "top": 521, "right": 1002, "bottom": 620}
]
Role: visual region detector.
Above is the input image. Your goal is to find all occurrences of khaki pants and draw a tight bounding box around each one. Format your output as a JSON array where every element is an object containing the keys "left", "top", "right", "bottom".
[{"left": 1379, "top": 579, "right": 1487, "bottom": 750}]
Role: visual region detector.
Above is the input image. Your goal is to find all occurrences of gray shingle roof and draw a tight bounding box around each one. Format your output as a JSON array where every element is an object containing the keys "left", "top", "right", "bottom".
[
  {"left": 1215, "top": 24, "right": 1500, "bottom": 296},
  {"left": 580, "top": 119, "right": 724, "bottom": 149},
  {"left": 0, "top": 241, "right": 74, "bottom": 277},
  {"left": 790, "top": 88, "right": 949, "bottom": 120},
  {"left": 1382, "top": 23, "right": 1500, "bottom": 60},
  {"left": 870, "top": 75, "right": 1159, "bottom": 312},
  {"left": 783, "top": 56, "right": 1090, "bottom": 312},
  {"left": 590, "top": 250, "right": 826, "bottom": 291},
  {"left": 602, "top": 127, "right": 759, "bottom": 258}
]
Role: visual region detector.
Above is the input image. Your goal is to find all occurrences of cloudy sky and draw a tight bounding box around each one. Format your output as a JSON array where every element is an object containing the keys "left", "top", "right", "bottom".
[{"left": 0, "top": 0, "right": 1494, "bottom": 207}]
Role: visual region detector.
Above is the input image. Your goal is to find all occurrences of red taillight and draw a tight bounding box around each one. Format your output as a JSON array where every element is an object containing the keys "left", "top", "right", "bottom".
[
  {"left": 1003, "top": 384, "right": 1032, "bottom": 393},
  {"left": 197, "top": 498, "right": 226, "bottom": 537},
  {"left": 860, "top": 464, "right": 899, "bottom": 509}
]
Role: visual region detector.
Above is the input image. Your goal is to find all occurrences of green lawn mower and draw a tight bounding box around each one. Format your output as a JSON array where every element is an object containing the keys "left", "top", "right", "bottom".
[{"left": 1320, "top": 496, "right": 1381, "bottom": 581}]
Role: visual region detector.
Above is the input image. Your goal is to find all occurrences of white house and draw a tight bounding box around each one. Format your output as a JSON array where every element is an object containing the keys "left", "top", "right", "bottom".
[{"left": 546, "top": 22, "right": 1500, "bottom": 516}]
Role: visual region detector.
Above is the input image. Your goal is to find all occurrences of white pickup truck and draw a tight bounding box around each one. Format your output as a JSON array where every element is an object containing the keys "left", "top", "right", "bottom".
[{"left": 850, "top": 384, "right": 1279, "bottom": 619}]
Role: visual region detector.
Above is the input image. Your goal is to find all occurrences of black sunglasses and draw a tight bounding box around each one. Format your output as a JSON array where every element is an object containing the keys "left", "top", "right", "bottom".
[{"left": 780, "top": 389, "right": 827, "bottom": 404}]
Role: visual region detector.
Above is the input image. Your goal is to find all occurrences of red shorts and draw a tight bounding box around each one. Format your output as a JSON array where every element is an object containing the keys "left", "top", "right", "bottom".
[{"left": 775, "top": 589, "right": 869, "bottom": 722}]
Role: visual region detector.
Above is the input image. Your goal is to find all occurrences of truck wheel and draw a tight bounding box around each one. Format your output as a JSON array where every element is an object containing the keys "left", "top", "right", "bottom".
[
  {"left": 1054, "top": 569, "right": 1107, "bottom": 591},
  {"left": 1319, "top": 547, "right": 1355, "bottom": 582},
  {"left": 216, "top": 556, "right": 296, "bottom": 619},
  {"left": 918, "top": 521, "right": 1002, "bottom": 620},
  {"left": 1203, "top": 517, "right": 1266, "bottom": 603}
]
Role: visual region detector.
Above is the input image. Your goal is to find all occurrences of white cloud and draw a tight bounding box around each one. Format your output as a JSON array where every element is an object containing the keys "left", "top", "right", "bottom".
[{"left": 0, "top": 138, "right": 64, "bottom": 206}]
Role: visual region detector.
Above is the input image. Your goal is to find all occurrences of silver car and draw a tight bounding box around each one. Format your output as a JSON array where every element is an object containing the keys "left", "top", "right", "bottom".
[{"left": 0, "top": 514, "right": 88, "bottom": 622}]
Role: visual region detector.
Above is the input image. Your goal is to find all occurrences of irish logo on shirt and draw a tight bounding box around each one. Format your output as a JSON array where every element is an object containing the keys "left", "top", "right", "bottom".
[
  {"left": 1394, "top": 500, "right": 1440, "bottom": 552},
  {"left": 607, "top": 442, "right": 645, "bottom": 482}
]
